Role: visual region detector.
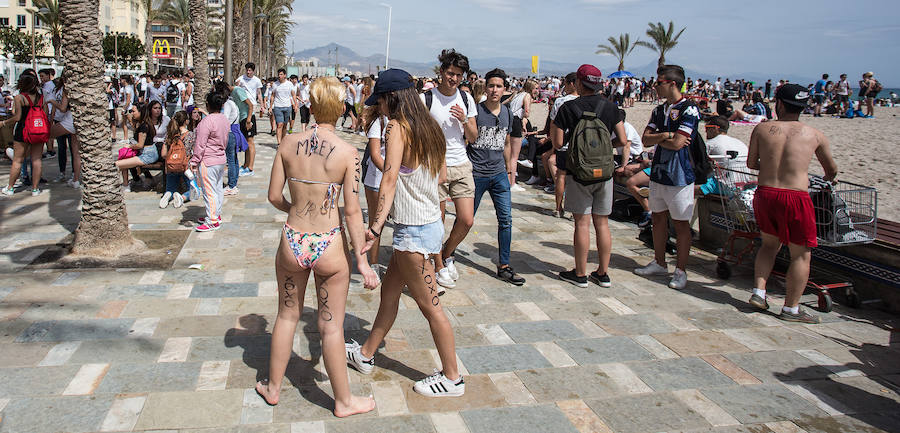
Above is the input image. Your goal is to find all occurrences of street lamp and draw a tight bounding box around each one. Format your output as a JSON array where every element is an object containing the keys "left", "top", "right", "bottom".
[
  {"left": 379, "top": 3, "right": 391, "bottom": 71},
  {"left": 26, "top": 7, "right": 50, "bottom": 72},
  {"left": 224, "top": 0, "right": 233, "bottom": 82}
]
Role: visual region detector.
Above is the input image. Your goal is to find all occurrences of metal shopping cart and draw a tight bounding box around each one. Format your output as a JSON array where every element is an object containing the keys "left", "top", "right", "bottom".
[{"left": 710, "top": 156, "right": 878, "bottom": 312}]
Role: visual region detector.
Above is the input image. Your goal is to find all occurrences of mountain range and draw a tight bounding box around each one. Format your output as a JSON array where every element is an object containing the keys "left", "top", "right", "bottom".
[{"left": 291, "top": 43, "right": 818, "bottom": 85}]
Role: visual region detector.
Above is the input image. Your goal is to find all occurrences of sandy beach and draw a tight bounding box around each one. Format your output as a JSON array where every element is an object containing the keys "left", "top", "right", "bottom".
[{"left": 529, "top": 101, "right": 900, "bottom": 221}]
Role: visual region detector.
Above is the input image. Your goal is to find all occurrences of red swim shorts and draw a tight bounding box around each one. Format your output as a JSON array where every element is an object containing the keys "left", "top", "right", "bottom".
[{"left": 752, "top": 185, "right": 818, "bottom": 248}]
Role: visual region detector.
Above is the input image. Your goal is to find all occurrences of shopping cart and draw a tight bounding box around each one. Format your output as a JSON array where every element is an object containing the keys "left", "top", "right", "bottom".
[{"left": 711, "top": 156, "right": 878, "bottom": 312}]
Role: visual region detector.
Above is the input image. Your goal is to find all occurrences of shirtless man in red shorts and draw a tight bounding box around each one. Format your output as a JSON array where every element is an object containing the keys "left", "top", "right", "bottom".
[{"left": 746, "top": 83, "right": 838, "bottom": 324}]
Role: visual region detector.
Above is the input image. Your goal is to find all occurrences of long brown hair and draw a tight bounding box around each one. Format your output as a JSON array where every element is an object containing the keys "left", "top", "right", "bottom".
[
  {"left": 165, "top": 110, "right": 189, "bottom": 145},
  {"left": 379, "top": 86, "right": 445, "bottom": 176}
]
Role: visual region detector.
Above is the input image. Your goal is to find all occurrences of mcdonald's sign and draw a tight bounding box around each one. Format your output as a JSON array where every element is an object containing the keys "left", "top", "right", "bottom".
[{"left": 152, "top": 39, "right": 172, "bottom": 59}]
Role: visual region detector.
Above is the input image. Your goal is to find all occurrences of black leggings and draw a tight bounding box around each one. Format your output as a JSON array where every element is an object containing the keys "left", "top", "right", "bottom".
[
  {"left": 527, "top": 139, "right": 552, "bottom": 176},
  {"left": 56, "top": 134, "right": 74, "bottom": 173}
]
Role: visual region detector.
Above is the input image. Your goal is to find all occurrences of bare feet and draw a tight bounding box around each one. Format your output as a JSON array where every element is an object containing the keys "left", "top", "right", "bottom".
[
  {"left": 333, "top": 394, "right": 376, "bottom": 418},
  {"left": 255, "top": 380, "right": 279, "bottom": 406}
]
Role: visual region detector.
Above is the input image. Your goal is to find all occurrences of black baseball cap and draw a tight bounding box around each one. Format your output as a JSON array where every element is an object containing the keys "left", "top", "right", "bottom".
[
  {"left": 775, "top": 83, "right": 809, "bottom": 108},
  {"left": 366, "top": 68, "right": 414, "bottom": 106}
]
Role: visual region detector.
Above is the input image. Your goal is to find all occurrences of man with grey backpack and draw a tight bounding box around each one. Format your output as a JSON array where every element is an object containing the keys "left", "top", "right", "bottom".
[{"left": 551, "top": 64, "right": 627, "bottom": 288}]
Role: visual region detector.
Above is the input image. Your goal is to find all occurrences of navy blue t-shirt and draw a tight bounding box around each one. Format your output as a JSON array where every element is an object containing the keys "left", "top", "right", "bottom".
[{"left": 649, "top": 98, "right": 699, "bottom": 186}]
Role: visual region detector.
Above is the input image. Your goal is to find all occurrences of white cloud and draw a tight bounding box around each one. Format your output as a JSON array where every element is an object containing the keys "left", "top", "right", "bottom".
[{"left": 464, "top": 0, "right": 518, "bottom": 12}]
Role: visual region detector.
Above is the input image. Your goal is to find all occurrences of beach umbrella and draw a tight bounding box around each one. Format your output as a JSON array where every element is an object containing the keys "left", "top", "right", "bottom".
[{"left": 608, "top": 70, "right": 634, "bottom": 78}]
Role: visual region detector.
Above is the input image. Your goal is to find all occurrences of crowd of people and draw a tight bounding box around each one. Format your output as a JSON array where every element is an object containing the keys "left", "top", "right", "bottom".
[{"left": 0, "top": 48, "right": 849, "bottom": 416}]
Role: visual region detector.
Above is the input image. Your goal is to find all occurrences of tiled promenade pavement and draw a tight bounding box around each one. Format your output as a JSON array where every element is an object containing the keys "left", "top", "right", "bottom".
[{"left": 1, "top": 122, "right": 899, "bottom": 432}]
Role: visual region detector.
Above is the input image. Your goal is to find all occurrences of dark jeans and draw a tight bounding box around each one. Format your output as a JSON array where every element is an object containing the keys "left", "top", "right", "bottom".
[
  {"left": 526, "top": 138, "right": 552, "bottom": 176},
  {"left": 225, "top": 131, "right": 238, "bottom": 188},
  {"left": 473, "top": 172, "right": 512, "bottom": 266},
  {"left": 165, "top": 172, "right": 184, "bottom": 195}
]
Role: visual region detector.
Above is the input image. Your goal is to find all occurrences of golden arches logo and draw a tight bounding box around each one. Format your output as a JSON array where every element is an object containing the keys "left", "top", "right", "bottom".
[{"left": 152, "top": 39, "right": 171, "bottom": 59}]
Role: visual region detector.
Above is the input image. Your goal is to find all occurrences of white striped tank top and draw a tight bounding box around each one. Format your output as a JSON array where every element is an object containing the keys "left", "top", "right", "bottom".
[{"left": 391, "top": 164, "right": 441, "bottom": 226}]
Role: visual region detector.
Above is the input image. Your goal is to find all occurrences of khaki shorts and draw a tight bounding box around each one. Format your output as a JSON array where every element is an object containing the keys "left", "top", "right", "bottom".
[{"left": 439, "top": 161, "right": 476, "bottom": 200}]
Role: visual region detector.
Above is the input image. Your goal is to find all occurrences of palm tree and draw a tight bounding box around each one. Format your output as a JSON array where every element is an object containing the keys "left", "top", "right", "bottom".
[
  {"left": 635, "top": 21, "right": 686, "bottom": 67},
  {"left": 141, "top": 0, "right": 162, "bottom": 72},
  {"left": 189, "top": 0, "right": 209, "bottom": 108},
  {"left": 60, "top": 0, "right": 141, "bottom": 255},
  {"left": 33, "top": 0, "right": 62, "bottom": 60},
  {"left": 158, "top": 0, "right": 190, "bottom": 68},
  {"left": 595, "top": 33, "right": 640, "bottom": 72},
  {"left": 253, "top": 0, "right": 293, "bottom": 75},
  {"left": 231, "top": 0, "right": 250, "bottom": 79}
]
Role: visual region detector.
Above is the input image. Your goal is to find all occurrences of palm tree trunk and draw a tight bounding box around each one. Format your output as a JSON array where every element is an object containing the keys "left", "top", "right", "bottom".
[
  {"left": 60, "top": 0, "right": 142, "bottom": 256},
  {"left": 189, "top": 0, "right": 209, "bottom": 109},
  {"left": 658, "top": 54, "right": 665, "bottom": 67},
  {"left": 145, "top": 20, "right": 154, "bottom": 73},
  {"left": 52, "top": 35, "right": 60, "bottom": 61},
  {"left": 231, "top": 1, "right": 248, "bottom": 79}
]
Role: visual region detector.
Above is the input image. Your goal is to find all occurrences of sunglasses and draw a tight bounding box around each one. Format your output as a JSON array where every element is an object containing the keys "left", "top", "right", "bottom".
[{"left": 704, "top": 125, "right": 719, "bottom": 129}]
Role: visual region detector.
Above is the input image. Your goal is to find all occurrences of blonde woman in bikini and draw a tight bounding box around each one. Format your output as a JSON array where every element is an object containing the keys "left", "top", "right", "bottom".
[{"left": 258, "top": 76, "right": 379, "bottom": 417}]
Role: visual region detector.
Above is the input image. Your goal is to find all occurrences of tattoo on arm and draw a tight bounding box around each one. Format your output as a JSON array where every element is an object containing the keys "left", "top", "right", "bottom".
[{"left": 352, "top": 156, "right": 361, "bottom": 194}]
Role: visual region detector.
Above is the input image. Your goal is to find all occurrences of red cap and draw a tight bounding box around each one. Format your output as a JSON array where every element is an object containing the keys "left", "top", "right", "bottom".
[{"left": 576, "top": 64, "right": 603, "bottom": 89}]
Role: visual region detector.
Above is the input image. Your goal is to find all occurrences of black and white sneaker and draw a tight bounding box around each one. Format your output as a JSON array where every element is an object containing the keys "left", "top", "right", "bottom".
[
  {"left": 345, "top": 340, "right": 374, "bottom": 374},
  {"left": 497, "top": 266, "right": 525, "bottom": 286},
  {"left": 413, "top": 370, "right": 465, "bottom": 397},
  {"left": 558, "top": 269, "right": 588, "bottom": 288},
  {"left": 589, "top": 271, "right": 611, "bottom": 288}
]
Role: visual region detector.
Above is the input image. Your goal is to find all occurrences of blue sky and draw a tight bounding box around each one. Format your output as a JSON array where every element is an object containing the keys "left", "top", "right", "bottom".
[{"left": 289, "top": 0, "right": 900, "bottom": 85}]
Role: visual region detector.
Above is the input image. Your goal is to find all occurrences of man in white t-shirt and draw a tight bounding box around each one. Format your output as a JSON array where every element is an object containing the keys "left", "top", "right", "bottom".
[
  {"left": 288, "top": 74, "right": 299, "bottom": 133},
  {"left": 268, "top": 68, "right": 297, "bottom": 146},
  {"left": 296, "top": 74, "right": 311, "bottom": 131},
  {"left": 697, "top": 115, "right": 748, "bottom": 199},
  {"left": 236, "top": 63, "right": 264, "bottom": 175},
  {"left": 422, "top": 49, "right": 478, "bottom": 290}
]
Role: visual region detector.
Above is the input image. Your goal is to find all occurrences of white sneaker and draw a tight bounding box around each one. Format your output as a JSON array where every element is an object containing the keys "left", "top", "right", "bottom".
[
  {"left": 172, "top": 192, "right": 184, "bottom": 208},
  {"left": 634, "top": 261, "right": 669, "bottom": 276},
  {"left": 54, "top": 173, "right": 68, "bottom": 182},
  {"left": 122, "top": 185, "right": 131, "bottom": 193},
  {"left": 510, "top": 184, "right": 526, "bottom": 192},
  {"left": 669, "top": 268, "right": 687, "bottom": 290},
  {"left": 345, "top": 340, "right": 374, "bottom": 374},
  {"left": 31, "top": 188, "right": 41, "bottom": 197},
  {"left": 159, "top": 191, "right": 173, "bottom": 208},
  {"left": 413, "top": 370, "right": 465, "bottom": 397},
  {"left": 4, "top": 147, "right": 13, "bottom": 160},
  {"left": 517, "top": 159, "right": 534, "bottom": 169},
  {"left": 445, "top": 257, "right": 459, "bottom": 281},
  {"left": 67, "top": 180, "right": 80, "bottom": 189},
  {"left": 436, "top": 267, "right": 456, "bottom": 289},
  {"left": 525, "top": 175, "right": 542, "bottom": 185},
  {"left": 1, "top": 186, "right": 13, "bottom": 196}
]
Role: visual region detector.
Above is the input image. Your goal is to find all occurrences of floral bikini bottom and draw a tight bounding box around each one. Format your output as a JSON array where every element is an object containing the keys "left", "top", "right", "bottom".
[{"left": 283, "top": 223, "right": 342, "bottom": 269}]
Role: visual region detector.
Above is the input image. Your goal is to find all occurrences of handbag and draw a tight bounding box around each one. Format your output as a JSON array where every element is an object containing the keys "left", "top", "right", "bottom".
[{"left": 117, "top": 147, "right": 137, "bottom": 160}]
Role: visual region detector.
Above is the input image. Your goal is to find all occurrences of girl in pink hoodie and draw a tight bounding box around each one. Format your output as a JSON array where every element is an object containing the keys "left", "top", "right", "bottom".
[{"left": 191, "top": 91, "right": 230, "bottom": 231}]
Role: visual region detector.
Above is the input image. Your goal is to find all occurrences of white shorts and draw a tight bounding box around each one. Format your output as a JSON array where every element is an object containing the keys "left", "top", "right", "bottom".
[{"left": 649, "top": 181, "right": 695, "bottom": 221}]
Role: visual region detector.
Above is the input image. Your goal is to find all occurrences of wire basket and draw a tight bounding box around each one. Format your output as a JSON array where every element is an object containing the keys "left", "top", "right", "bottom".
[
  {"left": 711, "top": 157, "right": 759, "bottom": 234},
  {"left": 809, "top": 175, "right": 878, "bottom": 246}
]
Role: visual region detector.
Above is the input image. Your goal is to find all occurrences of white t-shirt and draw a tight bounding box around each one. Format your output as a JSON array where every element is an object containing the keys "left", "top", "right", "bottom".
[
  {"left": 364, "top": 115, "right": 390, "bottom": 189},
  {"left": 421, "top": 88, "right": 477, "bottom": 167},
  {"left": 550, "top": 93, "right": 577, "bottom": 151},
  {"left": 714, "top": 80, "right": 722, "bottom": 92},
  {"left": 176, "top": 82, "right": 186, "bottom": 106},
  {"left": 42, "top": 80, "right": 55, "bottom": 96},
  {"left": 297, "top": 83, "right": 310, "bottom": 107},
  {"left": 152, "top": 115, "right": 171, "bottom": 143},
  {"left": 223, "top": 99, "right": 239, "bottom": 124},
  {"left": 706, "top": 134, "right": 748, "bottom": 157},
  {"left": 238, "top": 75, "right": 263, "bottom": 103},
  {"left": 611, "top": 121, "right": 644, "bottom": 157},
  {"left": 181, "top": 81, "right": 194, "bottom": 107},
  {"left": 123, "top": 85, "right": 135, "bottom": 110},
  {"left": 272, "top": 80, "right": 294, "bottom": 108},
  {"left": 509, "top": 92, "right": 526, "bottom": 118},
  {"left": 355, "top": 83, "right": 363, "bottom": 104}
]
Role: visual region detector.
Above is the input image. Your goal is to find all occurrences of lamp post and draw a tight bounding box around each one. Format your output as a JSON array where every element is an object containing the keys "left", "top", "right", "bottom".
[
  {"left": 379, "top": 3, "right": 391, "bottom": 71},
  {"left": 255, "top": 13, "right": 266, "bottom": 74},
  {"left": 26, "top": 7, "right": 50, "bottom": 72},
  {"left": 224, "top": 0, "right": 233, "bottom": 82}
]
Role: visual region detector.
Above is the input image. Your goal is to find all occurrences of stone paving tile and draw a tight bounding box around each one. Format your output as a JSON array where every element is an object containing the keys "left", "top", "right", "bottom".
[
  {"left": 15, "top": 318, "right": 136, "bottom": 342},
  {"left": 153, "top": 315, "right": 247, "bottom": 338},
  {"left": 402, "top": 326, "right": 489, "bottom": 349},
  {"left": 325, "top": 414, "right": 434, "bottom": 433},
  {"left": 134, "top": 389, "right": 244, "bottom": 430},
  {"left": 700, "top": 384, "right": 829, "bottom": 424},
  {"left": 0, "top": 365, "right": 80, "bottom": 397},
  {"left": 456, "top": 344, "right": 552, "bottom": 374},
  {"left": 96, "top": 362, "right": 203, "bottom": 394},
  {"left": 120, "top": 298, "right": 201, "bottom": 318},
  {"left": 586, "top": 392, "right": 712, "bottom": 433},
  {"left": 787, "top": 376, "right": 900, "bottom": 415},
  {"left": 792, "top": 413, "right": 900, "bottom": 433},
  {"left": 96, "top": 284, "right": 171, "bottom": 300},
  {"left": 593, "top": 313, "right": 678, "bottom": 335},
  {"left": 677, "top": 309, "right": 760, "bottom": 330},
  {"left": 460, "top": 404, "right": 579, "bottom": 433},
  {"left": 516, "top": 365, "right": 625, "bottom": 402},
  {"left": 190, "top": 283, "right": 261, "bottom": 298},
  {"left": 269, "top": 383, "right": 376, "bottom": 423},
  {"left": 446, "top": 304, "right": 529, "bottom": 326},
  {"left": 724, "top": 351, "right": 834, "bottom": 383},
  {"left": 653, "top": 331, "right": 751, "bottom": 357},
  {"left": 533, "top": 301, "right": 618, "bottom": 321},
  {"left": 628, "top": 357, "right": 736, "bottom": 391},
  {"left": 482, "top": 285, "right": 556, "bottom": 303},
  {"left": 498, "top": 320, "right": 585, "bottom": 343},
  {"left": 68, "top": 338, "right": 166, "bottom": 364},
  {"left": 0, "top": 395, "right": 115, "bottom": 433},
  {"left": 815, "top": 345, "right": 900, "bottom": 375},
  {"left": 0, "top": 341, "right": 54, "bottom": 367},
  {"left": 556, "top": 336, "right": 655, "bottom": 365}
]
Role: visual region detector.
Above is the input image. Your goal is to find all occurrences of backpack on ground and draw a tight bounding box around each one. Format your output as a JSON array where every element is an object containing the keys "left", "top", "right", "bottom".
[
  {"left": 165, "top": 82, "right": 180, "bottom": 104},
  {"left": 424, "top": 89, "right": 469, "bottom": 116},
  {"left": 165, "top": 131, "right": 189, "bottom": 173},
  {"left": 566, "top": 100, "right": 614, "bottom": 183},
  {"left": 22, "top": 94, "right": 50, "bottom": 145}
]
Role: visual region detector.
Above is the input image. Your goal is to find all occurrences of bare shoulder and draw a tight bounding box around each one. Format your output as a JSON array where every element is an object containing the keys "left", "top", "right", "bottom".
[{"left": 752, "top": 121, "right": 781, "bottom": 138}]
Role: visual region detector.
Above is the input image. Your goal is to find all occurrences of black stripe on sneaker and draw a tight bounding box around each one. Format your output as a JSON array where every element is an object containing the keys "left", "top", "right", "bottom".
[
  {"left": 430, "top": 384, "right": 438, "bottom": 394},
  {"left": 438, "top": 382, "right": 447, "bottom": 393}
]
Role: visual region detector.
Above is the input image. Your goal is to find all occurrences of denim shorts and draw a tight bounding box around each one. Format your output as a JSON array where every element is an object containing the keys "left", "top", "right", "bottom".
[
  {"left": 137, "top": 145, "right": 159, "bottom": 165},
  {"left": 392, "top": 220, "right": 444, "bottom": 256},
  {"left": 273, "top": 106, "right": 292, "bottom": 124}
]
